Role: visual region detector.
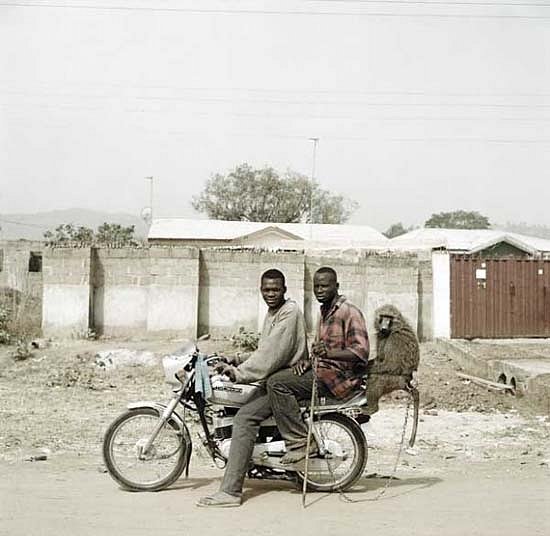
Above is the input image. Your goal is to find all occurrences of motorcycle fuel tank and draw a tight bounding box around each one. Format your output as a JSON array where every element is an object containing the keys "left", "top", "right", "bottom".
[{"left": 208, "top": 376, "right": 263, "bottom": 407}]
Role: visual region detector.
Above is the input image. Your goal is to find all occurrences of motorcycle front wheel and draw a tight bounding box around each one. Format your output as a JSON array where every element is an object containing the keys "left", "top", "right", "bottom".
[
  {"left": 103, "top": 407, "right": 188, "bottom": 491},
  {"left": 295, "top": 412, "right": 367, "bottom": 492}
]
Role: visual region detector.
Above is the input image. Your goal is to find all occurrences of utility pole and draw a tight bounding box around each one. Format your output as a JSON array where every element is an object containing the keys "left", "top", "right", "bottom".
[
  {"left": 308, "top": 137, "right": 319, "bottom": 226},
  {"left": 145, "top": 176, "right": 154, "bottom": 222}
]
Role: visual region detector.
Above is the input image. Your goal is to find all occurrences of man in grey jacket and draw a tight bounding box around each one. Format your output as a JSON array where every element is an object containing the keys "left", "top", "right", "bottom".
[{"left": 197, "top": 268, "right": 308, "bottom": 508}]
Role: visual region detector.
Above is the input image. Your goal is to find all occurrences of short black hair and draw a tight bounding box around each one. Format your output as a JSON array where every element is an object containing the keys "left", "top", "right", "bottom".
[
  {"left": 315, "top": 266, "right": 337, "bottom": 282},
  {"left": 261, "top": 268, "right": 286, "bottom": 286}
]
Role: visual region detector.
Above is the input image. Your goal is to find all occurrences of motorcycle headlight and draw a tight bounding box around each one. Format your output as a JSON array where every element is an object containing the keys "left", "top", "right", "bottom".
[{"left": 162, "top": 354, "right": 192, "bottom": 386}]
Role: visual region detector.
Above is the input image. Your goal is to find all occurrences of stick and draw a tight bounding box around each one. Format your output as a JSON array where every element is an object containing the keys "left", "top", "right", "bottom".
[
  {"left": 456, "top": 372, "right": 514, "bottom": 391},
  {"left": 302, "top": 356, "right": 318, "bottom": 508}
]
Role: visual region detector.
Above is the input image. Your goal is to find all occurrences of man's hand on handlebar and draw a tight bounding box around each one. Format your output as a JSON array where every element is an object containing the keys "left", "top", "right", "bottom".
[
  {"left": 292, "top": 358, "right": 311, "bottom": 376},
  {"left": 214, "top": 353, "right": 241, "bottom": 367},
  {"left": 214, "top": 363, "right": 237, "bottom": 382}
]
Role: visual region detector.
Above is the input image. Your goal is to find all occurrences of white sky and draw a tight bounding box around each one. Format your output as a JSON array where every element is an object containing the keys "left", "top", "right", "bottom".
[{"left": 0, "top": 0, "right": 549, "bottom": 231}]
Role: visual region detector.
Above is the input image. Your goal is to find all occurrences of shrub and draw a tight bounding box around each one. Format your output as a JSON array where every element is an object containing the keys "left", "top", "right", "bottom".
[
  {"left": 12, "top": 340, "right": 33, "bottom": 361},
  {"left": 0, "top": 302, "right": 10, "bottom": 344},
  {"left": 0, "top": 291, "right": 42, "bottom": 345},
  {"left": 230, "top": 326, "right": 260, "bottom": 352}
]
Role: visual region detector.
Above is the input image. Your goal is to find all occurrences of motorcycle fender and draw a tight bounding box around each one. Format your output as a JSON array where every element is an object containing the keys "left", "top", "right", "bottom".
[
  {"left": 127, "top": 401, "right": 190, "bottom": 442},
  {"left": 321, "top": 411, "right": 366, "bottom": 439}
]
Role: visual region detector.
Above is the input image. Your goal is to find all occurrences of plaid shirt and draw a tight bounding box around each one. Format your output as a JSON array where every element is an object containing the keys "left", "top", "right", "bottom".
[{"left": 315, "top": 295, "right": 370, "bottom": 399}]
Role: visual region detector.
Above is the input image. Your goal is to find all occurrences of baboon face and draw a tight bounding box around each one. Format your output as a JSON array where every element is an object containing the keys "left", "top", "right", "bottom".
[
  {"left": 374, "top": 305, "right": 402, "bottom": 336},
  {"left": 378, "top": 315, "right": 394, "bottom": 335}
]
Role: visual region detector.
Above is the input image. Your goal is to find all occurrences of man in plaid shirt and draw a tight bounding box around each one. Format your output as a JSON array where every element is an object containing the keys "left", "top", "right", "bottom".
[{"left": 267, "top": 266, "right": 370, "bottom": 464}]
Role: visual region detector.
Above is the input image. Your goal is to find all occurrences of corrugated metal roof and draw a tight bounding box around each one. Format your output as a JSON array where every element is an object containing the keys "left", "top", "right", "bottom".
[
  {"left": 389, "top": 228, "right": 550, "bottom": 253},
  {"left": 148, "top": 218, "right": 388, "bottom": 246}
]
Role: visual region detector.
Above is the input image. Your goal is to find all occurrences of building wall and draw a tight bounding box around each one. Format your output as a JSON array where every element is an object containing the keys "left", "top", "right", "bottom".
[
  {"left": 432, "top": 250, "right": 451, "bottom": 339},
  {"left": 198, "top": 249, "right": 305, "bottom": 336},
  {"left": 417, "top": 257, "right": 434, "bottom": 341},
  {"left": 147, "top": 247, "right": 199, "bottom": 337},
  {"left": 42, "top": 247, "right": 92, "bottom": 337},
  {"left": 38, "top": 245, "right": 431, "bottom": 340},
  {"left": 92, "top": 248, "right": 151, "bottom": 336},
  {"left": 91, "top": 247, "right": 200, "bottom": 338},
  {"left": 304, "top": 250, "right": 425, "bottom": 344},
  {"left": 0, "top": 240, "right": 44, "bottom": 298}
]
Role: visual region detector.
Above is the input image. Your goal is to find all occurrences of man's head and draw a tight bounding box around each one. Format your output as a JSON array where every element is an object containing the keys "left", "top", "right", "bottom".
[
  {"left": 313, "top": 266, "right": 339, "bottom": 305},
  {"left": 260, "top": 268, "right": 287, "bottom": 311}
]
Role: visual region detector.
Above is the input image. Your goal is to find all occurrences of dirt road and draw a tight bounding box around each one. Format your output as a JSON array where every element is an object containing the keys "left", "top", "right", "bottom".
[
  {"left": 1, "top": 454, "right": 549, "bottom": 536},
  {"left": 1, "top": 340, "right": 549, "bottom": 535}
]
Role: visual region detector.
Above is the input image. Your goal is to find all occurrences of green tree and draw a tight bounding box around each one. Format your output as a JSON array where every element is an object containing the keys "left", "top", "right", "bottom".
[
  {"left": 192, "top": 163, "right": 358, "bottom": 224},
  {"left": 383, "top": 222, "right": 408, "bottom": 239},
  {"left": 43, "top": 224, "right": 95, "bottom": 244},
  {"left": 424, "top": 210, "right": 490, "bottom": 230},
  {"left": 95, "top": 223, "right": 137, "bottom": 245},
  {"left": 43, "top": 223, "right": 137, "bottom": 246}
]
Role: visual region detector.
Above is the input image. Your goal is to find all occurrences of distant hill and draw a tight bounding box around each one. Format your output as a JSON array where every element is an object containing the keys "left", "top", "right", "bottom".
[{"left": 0, "top": 209, "right": 148, "bottom": 241}]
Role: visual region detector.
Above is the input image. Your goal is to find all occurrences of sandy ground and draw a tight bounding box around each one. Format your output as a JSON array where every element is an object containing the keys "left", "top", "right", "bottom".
[
  {"left": 2, "top": 454, "right": 549, "bottom": 536},
  {"left": 1, "top": 338, "right": 549, "bottom": 534}
]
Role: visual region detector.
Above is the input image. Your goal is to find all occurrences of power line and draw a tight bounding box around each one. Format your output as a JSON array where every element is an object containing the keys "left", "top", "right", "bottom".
[
  {"left": 2, "top": 82, "right": 548, "bottom": 98},
  {"left": 310, "top": 0, "right": 550, "bottom": 6},
  {"left": 1, "top": 2, "right": 549, "bottom": 19},
  {"left": 164, "top": 131, "right": 550, "bottom": 143},
  {"left": 3, "top": 103, "right": 550, "bottom": 122},
  {"left": 1, "top": 91, "right": 549, "bottom": 108}
]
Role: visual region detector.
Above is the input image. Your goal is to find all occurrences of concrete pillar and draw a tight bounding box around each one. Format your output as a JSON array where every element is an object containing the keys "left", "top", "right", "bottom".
[{"left": 432, "top": 250, "right": 451, "bottom": 339}]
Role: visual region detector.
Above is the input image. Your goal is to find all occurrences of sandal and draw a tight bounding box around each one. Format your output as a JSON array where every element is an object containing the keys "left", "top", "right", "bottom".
[{"left": 196, "top": 491, "right": 242, "bottom": 508}]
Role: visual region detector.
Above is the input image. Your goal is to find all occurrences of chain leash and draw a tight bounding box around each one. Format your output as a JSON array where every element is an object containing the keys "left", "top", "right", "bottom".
[
  {"left": 301, "top": 350, "right": 413, "bottom": 506},
  {"left": 335, "top": 393, "right": 412, "bottom": 504}
]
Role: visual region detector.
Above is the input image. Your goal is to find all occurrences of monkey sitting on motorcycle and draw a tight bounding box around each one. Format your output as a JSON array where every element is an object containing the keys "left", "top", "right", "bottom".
[{"left": 361, "top": 304, "right": 420, "bottom": 445}]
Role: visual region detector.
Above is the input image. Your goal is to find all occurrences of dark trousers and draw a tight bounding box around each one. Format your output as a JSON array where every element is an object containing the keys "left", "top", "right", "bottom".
[
  {"left": 266, "top": 368, "right": 330, "bottom": 450},
  {"left": 219, "top": 388, "right": 272, "bottom": 497}
]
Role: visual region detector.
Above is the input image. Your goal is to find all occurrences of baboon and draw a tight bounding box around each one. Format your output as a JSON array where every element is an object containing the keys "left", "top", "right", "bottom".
[{"left": 364, "top": 304, "right": 420, "bottom": 446}]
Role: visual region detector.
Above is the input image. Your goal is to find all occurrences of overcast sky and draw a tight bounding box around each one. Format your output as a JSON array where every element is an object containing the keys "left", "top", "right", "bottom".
[{"left": 1, "top": 0, "right": 549, "bottom": 231}]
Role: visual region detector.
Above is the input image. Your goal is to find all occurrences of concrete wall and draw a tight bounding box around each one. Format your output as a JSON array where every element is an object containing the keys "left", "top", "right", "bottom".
[
  {"left": 417, "top": 257, "right": 434, "bottom": 341},
  {"left": 92, "top": 248, "right": 150, "bottom": 336},
  {"left": 0, "top": 240, "right": 44, "bottom": 298},
  {"left": 91, "top": 247, "right": 200, "bottom": 338},
  {"left": 199, "top": 249, "right": 305, "bottom": 336},
  {"left": 147, "top": 247, "right": 199, "bottom": 337},
  {"left": 39, "top": 245, "right": 432, "bottom": 340},
  {"left": 304, "top": 250, "right": 426, "bottom": 343},
  {"left": 432, "top": 251, "right": 451, "bottom": 339},
  {"left": 42, "top": 247, "right": 92, "bottom": 337}
]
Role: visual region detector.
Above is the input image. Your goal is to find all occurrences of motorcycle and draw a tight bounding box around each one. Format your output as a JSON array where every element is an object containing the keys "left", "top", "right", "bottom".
[{"left": 102, "top": 341, "right": 370, "bottom": 493}]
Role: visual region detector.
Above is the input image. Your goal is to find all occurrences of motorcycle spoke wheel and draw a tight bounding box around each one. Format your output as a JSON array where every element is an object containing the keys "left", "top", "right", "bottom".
[
  {"left": 296, "top": 413, "right": 367, "bottom": 492},
  {"left": 103, "top": 408, "right": 188, "bottom": 491}
]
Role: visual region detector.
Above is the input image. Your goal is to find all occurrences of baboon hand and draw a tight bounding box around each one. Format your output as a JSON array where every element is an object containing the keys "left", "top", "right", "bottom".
[
  {"left": 312, "top": 341, "right": 327, "bottom": 359},
  {"left": 292, "top": 359, "right": 311, "bottom": 376}
]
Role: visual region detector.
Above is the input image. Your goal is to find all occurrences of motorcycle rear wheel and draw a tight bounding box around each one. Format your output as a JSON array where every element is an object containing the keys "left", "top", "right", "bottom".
[
  {"left": 295, "top": 412, "right": 367, "bottom": 492},
  {"left": 103, "top": 408, "right": 188, "bottom": 491}
]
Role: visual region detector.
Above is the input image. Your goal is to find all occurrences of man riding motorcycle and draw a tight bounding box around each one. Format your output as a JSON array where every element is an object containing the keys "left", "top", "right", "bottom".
[
  {"left": 197, "top": 268, "right": 308, "bottom": 508},
  {"left": 267, "top": 266, "right": 370, "bottom": 464}
]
